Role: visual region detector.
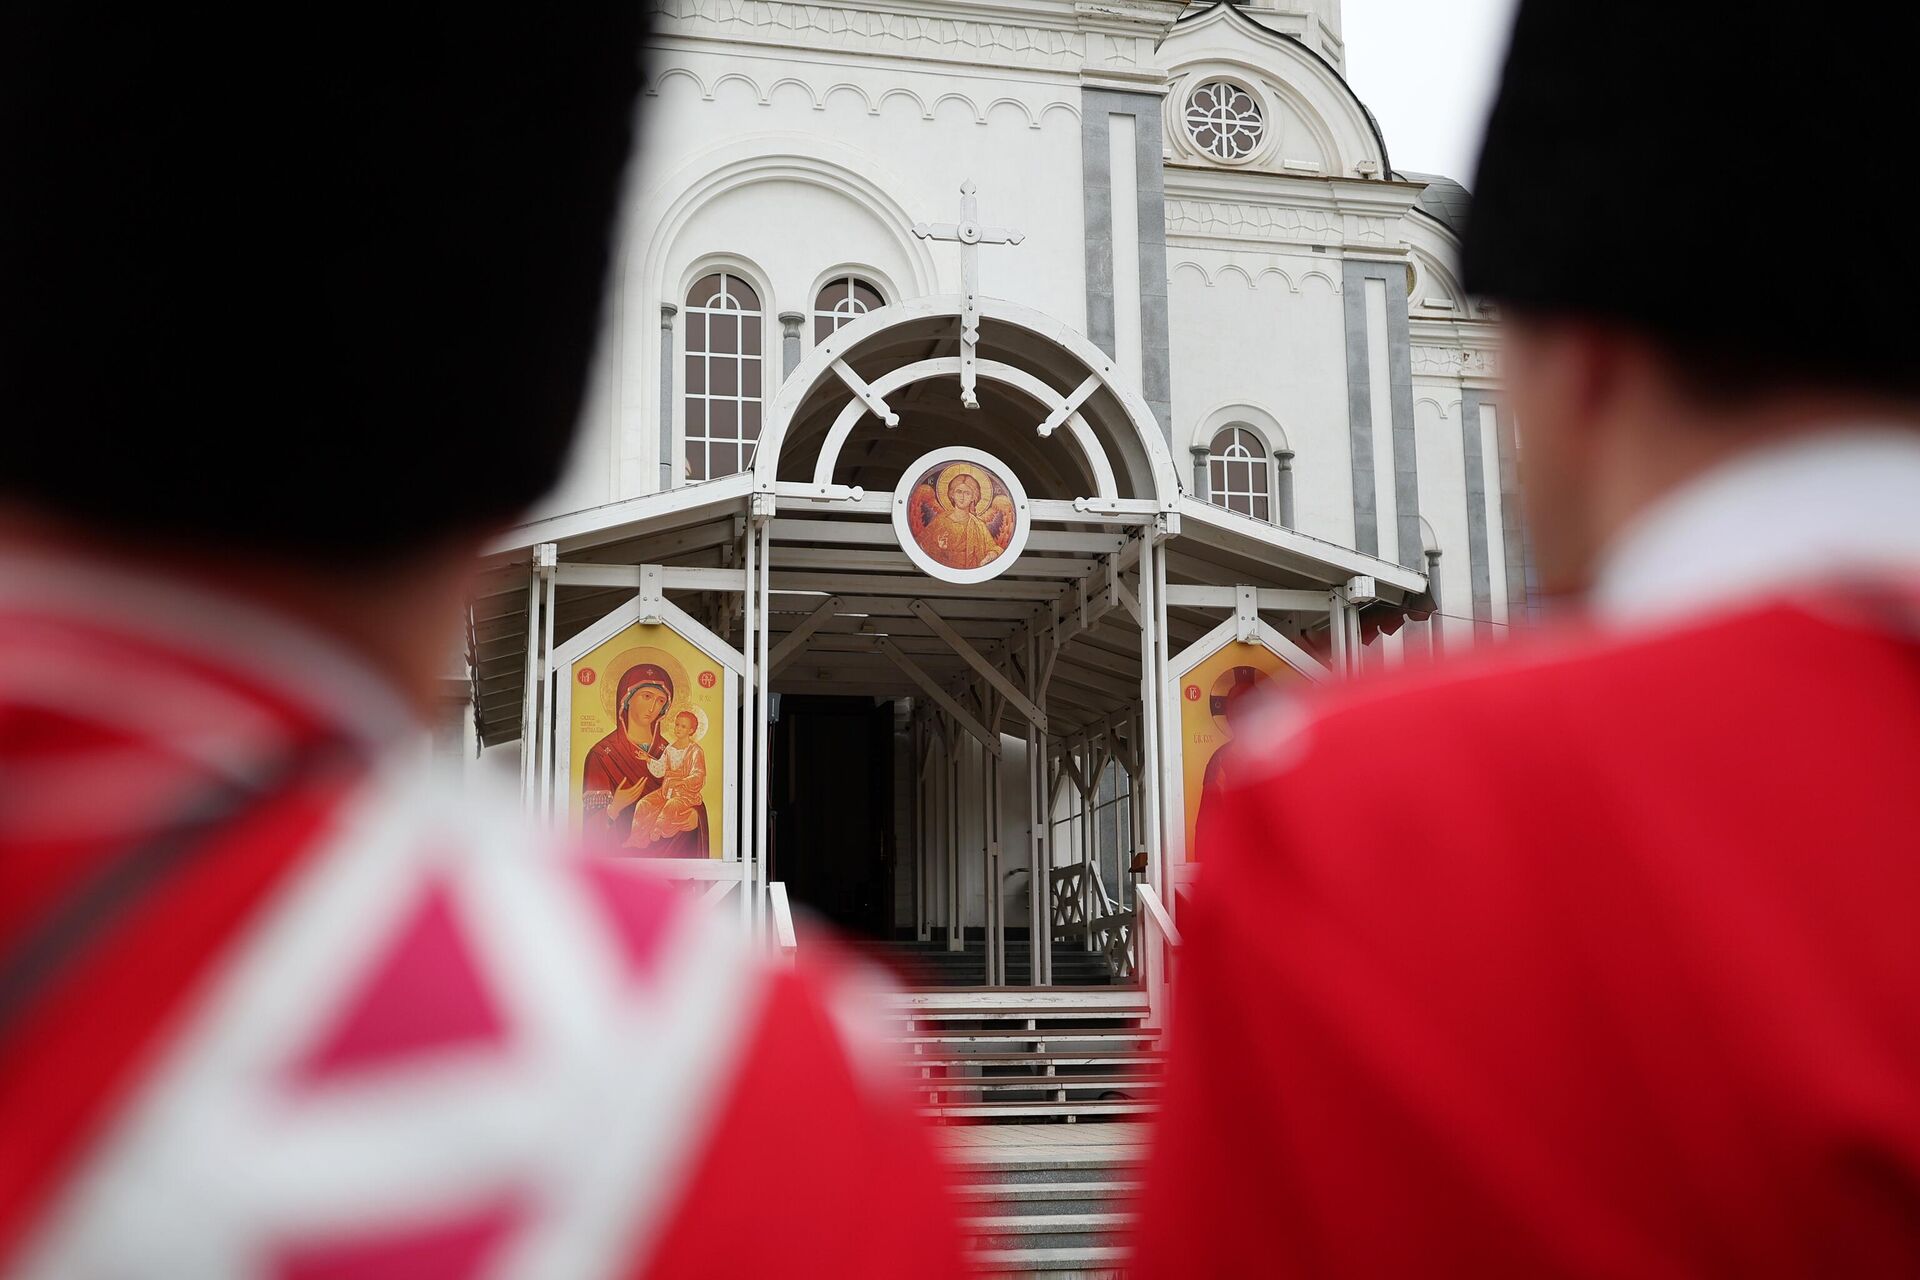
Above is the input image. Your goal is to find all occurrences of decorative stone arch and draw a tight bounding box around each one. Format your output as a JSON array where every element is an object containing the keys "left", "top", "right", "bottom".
[
  {"left": 1191, "top": 401, "right": 1288, "bottom": 457},
  {"left": 802, "top": 263, "right": 898, "bottom": 359},
  {"left": 755, "top": 295, "right": 1181, "bottom": 508},
  {"left": 1165, "top": 58, "right": 1343, "bottom": 175},
  {"left": 631, "top": 139, "right": 938, "bottom": 306},
  {"left": 1408, "top": 245, "right": 1466, "bottom": 311},
  {"left": 676, "top": 252, "right": 775, "bottom": 342},
  {"left": 805, "top": 263, "right": 900, "bottom": 314},
  {"left": 1162, "top": 3, "right": 1391, "bottom": 177},
  {"left": 621, "top": 139, "right": 940, "bottom": 492}
]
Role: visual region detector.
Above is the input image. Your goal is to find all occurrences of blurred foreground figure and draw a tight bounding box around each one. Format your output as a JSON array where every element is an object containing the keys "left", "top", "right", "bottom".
[
  {"left": 0, "top": 10, "right": 958, "bottom": 1277},
  {"left": 1137, "top": 4, "right": 1920, "bottom": 1276}
]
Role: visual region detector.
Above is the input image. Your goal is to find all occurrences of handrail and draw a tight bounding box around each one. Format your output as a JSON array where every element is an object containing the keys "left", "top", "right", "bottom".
[
  {"left": 1135, "top": 883, "right": 1182, "bottom": 949},
  {"left": 1088, "top": 862, "right": 1121, "bottom": 919},
  {"left": 1134, "top": 881, "right": 1180, "bottom": 1033},
  {"left": 767, "top": 881, "right": 797, "bottom": 963}
]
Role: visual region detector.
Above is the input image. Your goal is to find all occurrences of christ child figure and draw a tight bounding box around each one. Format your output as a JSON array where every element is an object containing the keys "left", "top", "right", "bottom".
[{"left": 627, "top": 709, "right": 708, "bottom": 848}]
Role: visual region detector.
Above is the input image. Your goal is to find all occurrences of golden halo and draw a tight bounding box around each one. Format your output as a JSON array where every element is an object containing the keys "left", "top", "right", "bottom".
[
  {"left": 595, "top": 640, "right": 692, "bottom": 727},
  {"left": 1208, "top": 665, "right": 1272, "bottom": 736},
  {"left": 933, "top": 462, "right": 995, "bottom": 514},
  {"left": 668, "top": 705, "right": 711, "bottom": 742}
]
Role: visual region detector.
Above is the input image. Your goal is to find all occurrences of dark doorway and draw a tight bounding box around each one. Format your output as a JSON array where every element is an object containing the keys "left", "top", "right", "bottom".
[{"left": 769, "top": 695, "right": 895, "bottom": 939}]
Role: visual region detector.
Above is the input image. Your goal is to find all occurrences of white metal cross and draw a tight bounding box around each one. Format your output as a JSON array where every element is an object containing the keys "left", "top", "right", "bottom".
[{"left": 912, "top": 180, "right": 1023, "bottom": 409}]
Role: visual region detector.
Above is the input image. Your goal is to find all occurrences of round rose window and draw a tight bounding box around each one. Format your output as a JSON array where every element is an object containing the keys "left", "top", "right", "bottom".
[{"left": 1185, "top": 81, "right": 1265, "bottom": 161}]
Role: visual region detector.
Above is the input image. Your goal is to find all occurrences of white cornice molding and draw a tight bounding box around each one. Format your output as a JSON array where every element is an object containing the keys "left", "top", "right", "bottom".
[
  {"left": 650, "top": 0, "right": 1178, "bottom": 78},
  {"left": 1409, "top": 315, "right": 1503, "bottom": 383},
  {"left": 1163, "top": 165, "right": 1422, "bottom": 254},
  {"left": 1165, "top": 166, "right": 1421, "bottom": 212}
]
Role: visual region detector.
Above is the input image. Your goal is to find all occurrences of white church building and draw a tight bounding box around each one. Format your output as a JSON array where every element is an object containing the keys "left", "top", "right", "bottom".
[
  {"left": 464, "top": 11, "right": 1517, "bottom": 1236},
  {"left": 467, "top": 3, "right": 1517, "bottom": 1258}
]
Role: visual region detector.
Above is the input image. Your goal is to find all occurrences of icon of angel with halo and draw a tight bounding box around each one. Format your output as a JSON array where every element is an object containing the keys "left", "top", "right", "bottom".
[{"left": 906, "top": 459, "right": 1018, "bottom": 572}]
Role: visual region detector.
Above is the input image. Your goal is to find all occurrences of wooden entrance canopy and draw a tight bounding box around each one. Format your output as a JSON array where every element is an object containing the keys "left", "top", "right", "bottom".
[{"left": 466, "top": 294, "right": 1432, "bottom": 1007}]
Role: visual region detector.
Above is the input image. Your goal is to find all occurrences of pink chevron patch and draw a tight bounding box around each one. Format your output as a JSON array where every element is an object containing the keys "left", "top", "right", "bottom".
[
  {"left": 271, "top": 1193, "right": 525, "bottom": 1279},
  {"left": 288, "top": 875, "right": 507, "bottom": 1084},
  {"left": 575, "top": 857, "right": 680, "bottom": 983}
]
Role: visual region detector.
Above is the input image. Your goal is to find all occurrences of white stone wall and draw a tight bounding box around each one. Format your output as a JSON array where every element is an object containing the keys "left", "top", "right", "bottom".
[
  {"left": 1168, "top": 254, "right": 1355, "bottom": 545},
  {"left": 545, "top": 0, "right": 1509, "bottom": 636},
  {"left": 539, "top": 0, "right": 1148, "bottom": 519}
]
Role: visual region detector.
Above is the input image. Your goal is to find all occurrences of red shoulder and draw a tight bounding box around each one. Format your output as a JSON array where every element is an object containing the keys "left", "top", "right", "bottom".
[
  {"left": 1213, "top": 603, "right": 1901, "bottom": 885},
  {"left": 631, "top": 948, "right": 964, "bottom": 1280}
]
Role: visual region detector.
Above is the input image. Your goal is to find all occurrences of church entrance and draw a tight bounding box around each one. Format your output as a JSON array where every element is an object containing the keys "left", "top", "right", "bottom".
[
  {"left": 482, "top": 291, "right": 1430, "bottom": 1006},
  {"left": 770, "top": 695, "right": 896, "bottom": 940}
]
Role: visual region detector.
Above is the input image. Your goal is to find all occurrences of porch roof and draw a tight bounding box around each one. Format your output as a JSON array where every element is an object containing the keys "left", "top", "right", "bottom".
[{"left": 469, "top": 476, "right": 1433, "bottom": 748}]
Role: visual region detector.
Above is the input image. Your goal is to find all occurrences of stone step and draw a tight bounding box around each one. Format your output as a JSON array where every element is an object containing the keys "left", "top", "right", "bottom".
[
  {"left": 956, "top": 1179, "right": 1137, "bottom": 1199},
  {"left": 904, "top": 1049, "right": 1165, "bottom": 1068},
  {"left": 966, "top": 1212, "right": 1133, "bottom": 1237},
  {"left": 910, "top": 1074, "right": 1162, "bottom": 1094},
  {"left": 890, "top": 1027, "right": 1160, "bottom": 1046},
  {"left": 968, "top": 1244, "right": 1128, "bottom": 1276},
  {"left": 964, "top": 1211, "right": 1133, "bottom": 1255},
  {"left": 920, "top": 1097, "right": 1156, "bottom": 1119},
  {"left": 883, "top": 1013, "right": 1147, "bottom": 1027},
  {"left": 886, "top": 986, "right": 1142, "bottom": 1001}
]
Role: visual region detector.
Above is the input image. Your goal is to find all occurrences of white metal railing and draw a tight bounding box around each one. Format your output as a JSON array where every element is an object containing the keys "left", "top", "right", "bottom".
[{"left": 767, "top": 881, "right": 797, "bottom": 964}]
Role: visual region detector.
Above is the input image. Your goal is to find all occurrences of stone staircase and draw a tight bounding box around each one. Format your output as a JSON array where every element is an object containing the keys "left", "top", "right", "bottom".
[
  {"left": 884, "top": 987, "right": 1161, "bottom": 1123},
  {"left": 871, "top": 951, "right": 1162, "bottom": 1275},
  {"left": 938, "top": 1122, "right": 1146, "bottom": 1279}
]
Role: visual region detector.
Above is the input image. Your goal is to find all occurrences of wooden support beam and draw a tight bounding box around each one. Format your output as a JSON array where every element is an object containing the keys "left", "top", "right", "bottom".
[
  {"left": 767, "top": 595, "right": 842, "bottom": 676},
  {"left": 768, "top": 593, "right": 1035, "bottom": 621},
  {"left": 908, "top": 599, "right": 1048, "bottom": 732},
  {"left": 1161, "top": 584, "right": 1337, "bottom": 612},
  {"left": 767, "top": 518, "right": 1127, "bottom": 557},
  {"left": 1060, "top": 751, "right": 1089, "bottom": 800},
  {"left": 1035, "top": 373, "right": 1100, "bottom": 438},
  {"left": 879, "top": 640, "right": 1000, "bottom": 756},
  {"left": 767, "top": 572, "right": 1061, "bottom": 601},
  {"left": 773, "top": 545, "right": 1098, "bottom": 580},
  {"left": 832, "top": 358, "right": 899, "bottom": 427}
]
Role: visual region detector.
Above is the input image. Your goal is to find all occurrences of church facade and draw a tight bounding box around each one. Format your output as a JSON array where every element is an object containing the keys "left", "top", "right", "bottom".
[{"left": 468, "top": 0, "right": 1516, "bottom": 988}]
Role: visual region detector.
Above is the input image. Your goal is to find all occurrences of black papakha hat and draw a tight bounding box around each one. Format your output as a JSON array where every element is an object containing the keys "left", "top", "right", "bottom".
[
  {"left": 0, "top": 8, "right": 646, "bottom": 566},
  {"left": 1461, "top": 3, "right": 1920, "bottom": 395}
]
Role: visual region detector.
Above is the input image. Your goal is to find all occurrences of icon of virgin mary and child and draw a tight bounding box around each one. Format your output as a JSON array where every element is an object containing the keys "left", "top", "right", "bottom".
[{"left": 580, "top": 663, "right": 710, "bottom": 856}]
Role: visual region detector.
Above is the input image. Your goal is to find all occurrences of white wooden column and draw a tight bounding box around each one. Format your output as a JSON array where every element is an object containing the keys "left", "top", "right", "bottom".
[
  {"left": 740, "top": 516, "right": 757, "bottom": 934},
  {"left": 754, "top": 514, "right": 773, "bottom": 935},
  {"left": 946, "top": 726, "right": 961, "bottom": 952}
]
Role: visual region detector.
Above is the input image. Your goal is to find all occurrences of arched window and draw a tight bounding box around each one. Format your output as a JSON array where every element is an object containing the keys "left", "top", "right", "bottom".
[
  {"left": 1207, "top": 426, "right": 1272, "bottom": 521},
  {"left": 684, "top": 272, "right": 763, "bottom": 481},
  {"left": 813, "top": 276, "right": 884, "bottom": 343}
]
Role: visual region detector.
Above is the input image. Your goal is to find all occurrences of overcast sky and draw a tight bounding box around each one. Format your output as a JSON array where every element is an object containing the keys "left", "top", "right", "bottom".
[{"left": 1338, "top": 0, "right": 1518, "bottom": 185}]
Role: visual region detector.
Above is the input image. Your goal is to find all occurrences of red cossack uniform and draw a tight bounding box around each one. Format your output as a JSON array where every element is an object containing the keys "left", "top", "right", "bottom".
[
  {"left": 1136, "top": 434, "right": 1920, "bottom": 1277},
  {"left": 0, "top": 558, "right": 962, "bottom": 1279}
]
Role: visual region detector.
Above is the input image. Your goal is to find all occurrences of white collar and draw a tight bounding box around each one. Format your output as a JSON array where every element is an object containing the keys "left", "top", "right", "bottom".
[
  {"left": 0, "top": 547, "right": 422, "bottom": 746},
  {"left": 1592, "top": 427, "right": 1920, "bottom": 625}
]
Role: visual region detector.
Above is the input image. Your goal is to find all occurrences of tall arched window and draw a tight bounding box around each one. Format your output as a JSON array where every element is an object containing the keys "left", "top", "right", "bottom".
[
  {"left": 813, "top": 276, "right": 883, "bottom": 342},
  {"left": 684, "top": 272, "right": 762, "bottom": 481},
  {"left": 1207, "top": 426, "right": 1272, "bottom": 521}
]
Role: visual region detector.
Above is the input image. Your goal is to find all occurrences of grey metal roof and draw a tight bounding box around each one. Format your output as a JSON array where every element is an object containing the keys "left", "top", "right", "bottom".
[{"left": 1402, "top": 171, "right": 1471, "bottom": 236}]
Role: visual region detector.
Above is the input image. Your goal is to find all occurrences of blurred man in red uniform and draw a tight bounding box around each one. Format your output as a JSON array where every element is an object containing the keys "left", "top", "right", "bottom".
[
  {"left": 1136, "top": 4, "right": 1920, "bottom": 1276},
  {"left": 0, "top": 9, "right": 958, "bottom": 1278}
]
